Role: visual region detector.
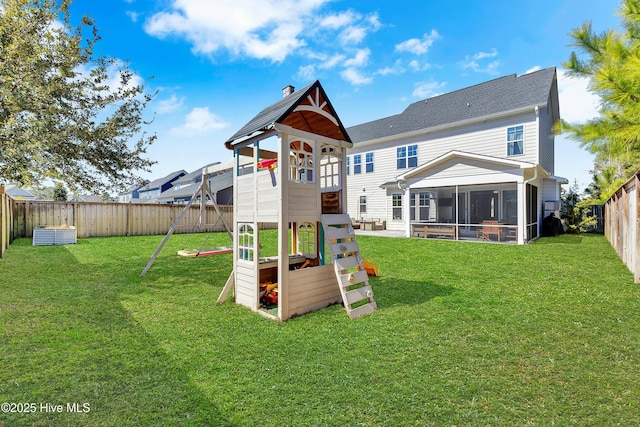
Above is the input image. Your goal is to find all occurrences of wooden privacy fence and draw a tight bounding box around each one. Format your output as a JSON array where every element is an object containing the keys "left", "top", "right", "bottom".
[
  {"left": 0, "top": 186, "right": 12, "bottom": 258},
  {"left": 10, "top": 200, "right": 233, "bottom": 240},
  {"left": 605, "top": 172, "right": 640, "bottom": 283}
]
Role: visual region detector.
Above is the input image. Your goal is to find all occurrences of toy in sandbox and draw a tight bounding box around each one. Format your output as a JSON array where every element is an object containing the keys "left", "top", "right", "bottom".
[{"left": 216, "top": 81, "right": 378, "bottom": 321}]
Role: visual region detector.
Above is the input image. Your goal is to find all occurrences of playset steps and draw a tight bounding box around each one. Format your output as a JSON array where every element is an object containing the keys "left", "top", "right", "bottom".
[{"left": 321, "top": 214, "right": 377, "bottom": 319}]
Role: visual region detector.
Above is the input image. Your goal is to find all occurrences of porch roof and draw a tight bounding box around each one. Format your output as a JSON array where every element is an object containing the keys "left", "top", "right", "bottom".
[{"left": 397, "top": 150, "right": 536, "bottom": 182}]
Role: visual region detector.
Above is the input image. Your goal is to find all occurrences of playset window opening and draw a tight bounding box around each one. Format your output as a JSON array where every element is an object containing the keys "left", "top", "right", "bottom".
[
  {"left": 296, "top": 222, "right": 316, "bottom": 258},
  {"left": 320, "top": 146, "right": 341, "bottom": 189},
  {"left": 289, "top": 140, "right": 314, "bottom": 183},
  {"left": 238, "top": 223, "right": 255, "bottom": 262}
]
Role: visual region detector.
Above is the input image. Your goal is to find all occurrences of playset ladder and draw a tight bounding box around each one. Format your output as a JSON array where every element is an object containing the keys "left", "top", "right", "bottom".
[{"left": 320, "top": 214, "right": 377, "bottom": 319}]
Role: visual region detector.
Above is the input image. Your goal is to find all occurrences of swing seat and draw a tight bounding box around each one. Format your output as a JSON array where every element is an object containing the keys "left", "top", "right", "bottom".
[{"left": 177, "top": 247, "right": 233, "bottom": 258}]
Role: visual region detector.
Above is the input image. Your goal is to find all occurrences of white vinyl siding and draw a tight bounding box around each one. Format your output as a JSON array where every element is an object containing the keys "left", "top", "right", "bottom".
[
  {"left": 345, "top": 111, "right": 540, "bottom": 229},
  {"left": 538, "top": 105, "right": 555, "bottom": 174}
]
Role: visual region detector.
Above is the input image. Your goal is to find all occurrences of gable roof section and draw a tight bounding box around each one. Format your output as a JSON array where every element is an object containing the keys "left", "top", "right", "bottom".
[
  {"left": 225, "top": 81, "right": 351, "bottom": 148},
  {"left": 398, "top": 150, "right": 535, "bottom": 181},
  {"left": 141, "top": 170, "right": 187, "bottom": 192},
  {"left": 4, "top": 185, "right": 36, "bottom": 200},
  {"left": 348, "top": 67, "right": 557, "bottom": 144}
]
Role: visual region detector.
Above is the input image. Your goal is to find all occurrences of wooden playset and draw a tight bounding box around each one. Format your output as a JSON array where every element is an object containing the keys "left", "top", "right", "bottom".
[{"left": 218, "top": 81, "right": 377, "bottom": 320}]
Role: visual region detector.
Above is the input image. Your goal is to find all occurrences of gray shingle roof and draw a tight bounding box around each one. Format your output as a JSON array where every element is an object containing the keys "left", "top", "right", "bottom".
[
  {"left": 347, "top": 67, "right": 557, "bottom": 143},
  {"left": 225, "top": 81, "right": 317, "bottom": 146},
  {"left": 142, "top": 170, "right": 187, "bottom": 191}
]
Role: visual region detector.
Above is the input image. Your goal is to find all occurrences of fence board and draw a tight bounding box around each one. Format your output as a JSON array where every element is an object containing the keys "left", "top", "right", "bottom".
[
  {"left": 605, "top": 173, "right": 640, "bottom": 283},
  {"left": 0, "top": 186, "right": 12, "bottom": 258},
  {"left": 10, "top": 201, "right": 233, "bottom": 239}
]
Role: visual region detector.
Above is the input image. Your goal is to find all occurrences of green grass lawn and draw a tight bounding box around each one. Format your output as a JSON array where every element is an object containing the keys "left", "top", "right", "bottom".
[{"left": 1, "top": 232, "right": 639, "bottom": 426}]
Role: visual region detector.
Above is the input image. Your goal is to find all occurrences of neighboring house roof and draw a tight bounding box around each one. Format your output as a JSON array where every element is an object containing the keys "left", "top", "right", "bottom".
[
  {"left": 155, "top": 158, "right": 249, "bottom": 203},
  {"left": 173, "top": 162, "right": 221, "bottom": 186},
  {"left": 140, "top": 170, "right": 187, "bottom": 192},
  {"left": 225, "top": 81, "right": 352, "bottom": 148},
  {"left": 72, "top": 194, "right": 103, "bottom": 202},
  {"left": 347, "top": 67, "right": 558, "bottom": 144},
  {"left": 119, "top": 180, "right": 149, "bottom": 196},
  {"left": 4, "top": 185, "right": 36, "bottom": 200}
]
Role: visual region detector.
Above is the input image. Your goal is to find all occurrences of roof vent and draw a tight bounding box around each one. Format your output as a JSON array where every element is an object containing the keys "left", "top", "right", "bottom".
[{"left": 282, "top": 85, "right": 295, "bottom": 98}]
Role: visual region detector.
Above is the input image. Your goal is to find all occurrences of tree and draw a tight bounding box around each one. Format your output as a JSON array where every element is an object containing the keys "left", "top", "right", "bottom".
[
  {"left": 0, "top": 0, "right": 156, "bottom": 194},
  {"left": 52, "top": 182, "right": 67, "bottom": 201},
  {"left": 561, "top": 179, "right": 598, "bottom": 233},
  {"left": 562, "top": 0, "right": 640, "bottom": 200}
]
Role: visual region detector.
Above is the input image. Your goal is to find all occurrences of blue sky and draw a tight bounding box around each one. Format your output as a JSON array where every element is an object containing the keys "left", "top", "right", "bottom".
[{"left": 68, "top": 0, "right": 622, "bottom": 192}]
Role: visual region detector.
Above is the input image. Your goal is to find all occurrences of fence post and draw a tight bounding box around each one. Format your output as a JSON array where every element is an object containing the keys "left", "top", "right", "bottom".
[{"left": 0, "top": 185, "right": 6, "bottom": 258}]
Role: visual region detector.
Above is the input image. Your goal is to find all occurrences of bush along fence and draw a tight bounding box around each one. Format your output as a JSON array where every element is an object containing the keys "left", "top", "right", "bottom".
[
  {"left": 605, "top": 171, "right": 640, "bottom": 283},
  {"left": 0, "top": 186, "right": 12, "bottom": 258},
  {"left": 10, "top": 200, "right": 234, "bottom": 240}
]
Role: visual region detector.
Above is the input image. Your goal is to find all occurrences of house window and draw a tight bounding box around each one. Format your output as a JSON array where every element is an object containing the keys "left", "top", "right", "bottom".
[
  {"left": 297, "top": 222, "right": 316, "bottom": 257},
  {"left": 353, "top": 154, "right": 362, "bottom": 174},
  {"left": 507, "top": 125, "right": 524, "bottom": 156},
  {"left": 238, "top": 224, "right": 254, "bottom": 261},
  {"left": 359, "top": 195, "right": 367, "bottom": 214},
  {"left": 290, "top": 140, "right": 314, "bottom": 183},
  {"left": 392, "top": 193, "right": 402, "bottom": 220},
  {"left": 397, "top": 145, "right": 418, "bottom": 169},
  {"left": 365, "top": 152, "right": 374, "bottom": 173},
  {"left": 408, "top": 145, "right": 418, "bottom": 167},
  {"left": 346, "top": 156, "right": 350, "bottom": 175},
  {"left": 397, "top": 147, "right": 406, "bottom": 169}
]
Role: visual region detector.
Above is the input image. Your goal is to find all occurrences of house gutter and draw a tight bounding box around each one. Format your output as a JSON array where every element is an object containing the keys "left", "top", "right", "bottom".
[{"left": 352, "top": 103, "right": 547, "bottom": 147}]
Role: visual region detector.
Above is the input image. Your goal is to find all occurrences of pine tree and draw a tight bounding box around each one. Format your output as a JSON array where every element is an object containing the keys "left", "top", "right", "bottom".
[{"left": 563, "top": 0, "right": 640, "bottom": 200}]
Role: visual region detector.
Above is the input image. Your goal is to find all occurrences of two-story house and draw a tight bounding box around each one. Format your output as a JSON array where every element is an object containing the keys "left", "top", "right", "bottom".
[
  {"left": 136, "top": 170, "right": 187, "bottom": 202},
  {"left": 345, "top": 66, "right": 566, "bottom": 244}
]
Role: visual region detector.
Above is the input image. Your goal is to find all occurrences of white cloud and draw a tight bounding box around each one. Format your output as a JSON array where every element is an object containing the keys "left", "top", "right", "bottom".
[
  {"left": 376, "top": 59, "right": 405, "bottom": 76},
  {"left": 319, "top": 54, "right": 346, "bottom": 69},
  {"left": 525, "top": 65, "right": 542, "bottom": 74},
  {"left": 344, "top": 48, "right": 370, "bottom": 68},
  {"left": 144, "top": 0, "right": 329, "bottom": 62},
  {"left": 395, "top": 30, "right": 440, "bottom": 55},
  {"left": 319, "top": 10, "right": 358, "bottom": 29},
  {"left": 341, "top": 68, "right": 373, "bottom": 85},
  {"left": 471, "top": 48, "right": 498, "bottom": 60},
  {"left": 340, "top": 26, "right": 367, "bottom": 44},
  {"left": 413, "top": 80, "right": 447, "bottom": 98},
  {"left": 296, "top": 64, "right": 317, "bottom": 81},
  {"left": 126, "top": 10, "right": 139, "bottom": 23},
  {"left": 171, "top": 107, "right": 229, "bottom": 136},
  {"left": 156, "top": 94, "right": 185, "bottom": 114},
  {"left": 557, "top": 69, "right": 601, "bottom": 124},
  {"left": 461, "top": 48, "right": 500, "bottom": 75},
  {"left": 408, "top": 59, "right": 431, "bottom": 72}
]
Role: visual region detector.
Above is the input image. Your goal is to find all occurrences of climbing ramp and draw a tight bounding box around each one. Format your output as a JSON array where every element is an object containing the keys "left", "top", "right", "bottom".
[{"left": 320, "top": 214, "right": 377, "bottom": 319}]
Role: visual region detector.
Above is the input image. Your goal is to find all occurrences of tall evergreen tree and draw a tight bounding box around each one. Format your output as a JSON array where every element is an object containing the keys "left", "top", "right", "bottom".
[
  {"left": 563, "top": 0, "right": 640, "bottom": 200},
  {"left": 0, "top": 0, "right": 156, "bottom": 194}
]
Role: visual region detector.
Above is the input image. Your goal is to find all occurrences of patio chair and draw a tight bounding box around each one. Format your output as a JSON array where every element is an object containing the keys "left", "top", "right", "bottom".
[{"left": 478, "top": 220, "right": 501, "bottom": 241}]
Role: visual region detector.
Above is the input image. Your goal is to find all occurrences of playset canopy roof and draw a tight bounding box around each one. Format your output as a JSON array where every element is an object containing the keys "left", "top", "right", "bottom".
[{"left": 224, "top": 81, "right": 352, "bottom": 149}]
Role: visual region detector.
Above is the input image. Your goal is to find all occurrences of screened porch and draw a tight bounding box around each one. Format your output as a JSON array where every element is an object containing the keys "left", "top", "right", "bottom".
[{"left": 405, "top": 183, "right": 539, "bottom": 243}]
